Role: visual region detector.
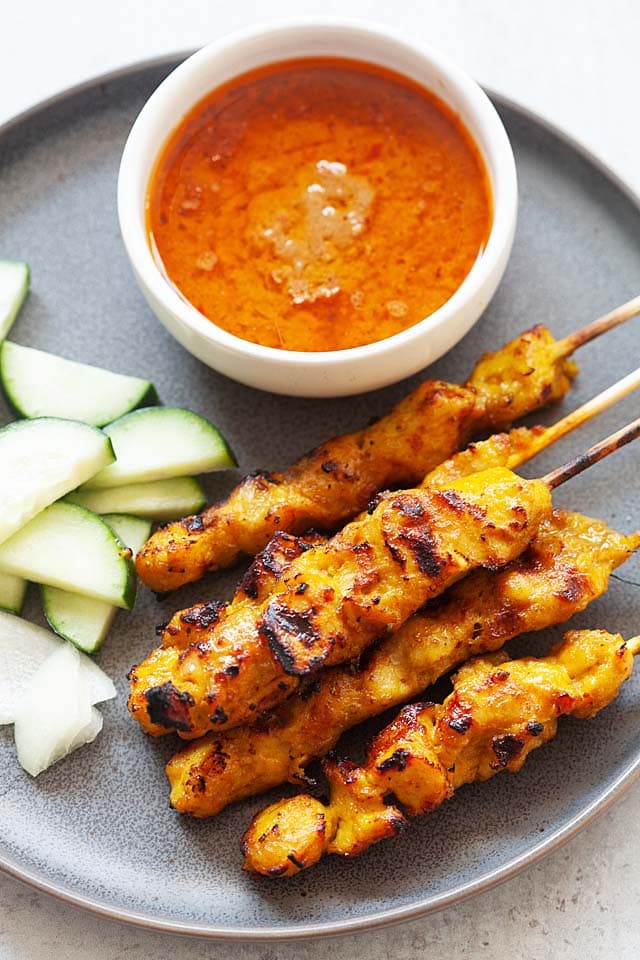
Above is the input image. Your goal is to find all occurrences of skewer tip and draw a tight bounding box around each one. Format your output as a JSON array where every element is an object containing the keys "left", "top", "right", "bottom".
[
  {"left": 626, "top": 637, "right": 640, "bottom": 657},
  {"left": 541, "top": 416, "right": 640, "bottom": 489},
  {"left": 556, "top": 295, "right": 640, "bottom": 358}
]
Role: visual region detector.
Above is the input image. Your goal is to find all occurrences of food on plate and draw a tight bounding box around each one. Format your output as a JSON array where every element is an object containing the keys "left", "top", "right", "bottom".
[
  {"left": 129, "top": 466, "right": 552, "bottom": 737},
  {"left": 66, "top": 476, "right": 206, "bottom": 522},
  {"left": 0, "top": 570, "right": 27, "bottom": 615},
  {"left": 82, "top": 407, "right": 236, "bottom": 490},
  {"left": 148, "top": 58, "right": 491, "bottom": 351},
  {"left": 167, "top": 509, "right": 637, "bottom": 816},
  {"left": 0, "top": 260, "right": 29, "bottom": 340},
  {"left": 0, "top": 610, "right": 115, "bottom": 725},
  {"left": 14, "top": 642, "right": 109, "bottom": 777},
  {"left": 136, "top": 322, "right": 579, "bottom": 592},
  {"left": 242, "top": 629, "right": 637, "bottom": 876},
  {"left": 0, "top": 417, "right": 114, "bottom": 546},
  {"left": 0, "top": 340, "right": 158, "bottom": 426},
  {"left": 41, "top": 514, "right": 152, "bottom": 653},
  {"left": 130, "top": 406, "right": 640, "bottom": 742},
  {"left": 0, "top": 502, "right": 136, "bottom": 609}
]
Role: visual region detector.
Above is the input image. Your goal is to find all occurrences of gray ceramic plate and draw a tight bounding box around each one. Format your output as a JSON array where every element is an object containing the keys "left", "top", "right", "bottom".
[{"left": 0, "top": 55, "right": 639, "bottom": 941}]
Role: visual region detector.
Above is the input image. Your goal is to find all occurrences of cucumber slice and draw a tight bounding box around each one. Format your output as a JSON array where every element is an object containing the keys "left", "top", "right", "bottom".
[
  {"left": 0, "top": 609, "right": 116, "bottom": 725},
  {"left": 0, "top": 417, "right": 114, "bottom": 546},
  {"left": 83, "top": 407, "right": 236, "bottom": 489},
  {"left": 41, "top": 514, "right": 151, "bottom": 653},
  {"left": 0, "top": 570, "right": 27, "bottom": 614},
  {"left": 0, "top": 340, "right": 158, "bottom": 426},
  {"left": 66, "top": 476, "right": 206, "bottom": 521},
  {"left": 104, "top": 514, "right": 153, "bottom": 552},
  {"left": 0, "top": 261, "right": 29, "bottom": 341},
  {"left": 0, "top": 502, "right": 136, "bottom": 609}
]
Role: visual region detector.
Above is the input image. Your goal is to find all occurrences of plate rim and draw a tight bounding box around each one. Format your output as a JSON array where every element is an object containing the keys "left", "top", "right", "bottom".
[{"left": 1, "top": 51, "right": 639, "bottom": 942}]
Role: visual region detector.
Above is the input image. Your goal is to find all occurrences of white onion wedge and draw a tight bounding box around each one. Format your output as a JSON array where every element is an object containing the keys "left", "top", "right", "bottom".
[
  {"left": 14, "top": 643, "right": 94, "bottom": 776},
  {"left": 0, "top": 611, "right": 115, "bottom": 724},
  {"left": 68, "top": 706, "right": 104, "bottom": 752}
]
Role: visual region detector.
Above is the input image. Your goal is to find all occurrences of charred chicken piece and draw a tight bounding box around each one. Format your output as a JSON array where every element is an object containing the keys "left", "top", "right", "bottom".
[
  {"left": 136, "top": 325, "right": 575, "bottom": 592},
  {"left": 242, "top": 629, "right": 636, "bottom": 876},
  {"left": 128, "top": 467, "right": 552, "bottom": 737},
  {"left": 166, "top": 510, "right": 638, "bottom": 816}
]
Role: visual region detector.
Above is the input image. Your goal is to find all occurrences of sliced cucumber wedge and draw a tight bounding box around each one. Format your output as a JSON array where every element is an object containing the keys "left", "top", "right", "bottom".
[
  {"left": 42, "top": 514, "right": 151, "bottom": 653},
  {"left": 0, "top": 610, "right": 115, "bottom": 725},
  {"left": 0, "top": 570, "right": 27, "bottom": 614},
  {"left": 0, "top": 261, "right": 29, "bottom": 341},
  {"left": 0, "top": 340, "right": 158, "bottom": 426},
  {"left": 83, "top": 407, "right": 236, "bottom": 489},
  {"left": 0, "top": 417, "right": 114, "bottom": 546},
  {"left": 0, "top": 502, "right": 136, "bottom": 609},
  {"left": 66, "top": 476, "right": 206, "bottom": 521}
]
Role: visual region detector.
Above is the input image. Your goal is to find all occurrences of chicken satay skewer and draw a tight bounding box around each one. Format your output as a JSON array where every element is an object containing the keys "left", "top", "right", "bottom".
[
  {"left": 164, "top": 365, "right": 640, "bottom": 652},
  {"left": 130, "top": 417, "right": 640, "bottom": 740},
  {"left": 167, "top": 375, "right": 640, "bottom": 814},
  {"left": 168, "top": 511, "right": 638, "bottom": 817},
  {"left": 428, "top": 366, "right": 640, "bottom": 484},
  {"left": 242, "top": 629, "right": 639, "bottom": 877},
  {"left": 136, "top": 297, "right": 640, "bottom": 593}
]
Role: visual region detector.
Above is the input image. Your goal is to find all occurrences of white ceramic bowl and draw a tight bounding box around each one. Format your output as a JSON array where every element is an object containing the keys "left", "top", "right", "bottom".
[{"left": 118, "top": 19, "right": 517, "bottom": 398}]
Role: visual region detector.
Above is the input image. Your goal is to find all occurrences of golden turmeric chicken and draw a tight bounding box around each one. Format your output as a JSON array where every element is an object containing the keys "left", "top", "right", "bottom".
[
  {"left": 128, "top": 467, "right": 551, "bottom": 738},
  {"left": 242, "top": 629, "right": 636, "bottom": 876},
  {"left": 166, "top": 510, "right": 638, "bottom": 816},
  {"left": 136, "top": 324, "right": 576, "bottom": 592}
]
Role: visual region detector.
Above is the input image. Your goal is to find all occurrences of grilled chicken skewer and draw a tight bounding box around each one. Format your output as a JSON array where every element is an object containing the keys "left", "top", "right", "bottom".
[
  {"left": 161, "top": 364, "right": 640, "bottom": 659},
  {"left": 130, "top": 466, "right": 552, "bottom": 737},
  {"left": 166, "top": 378, "right": 640, "bottom": 813},
  {"left": 242, "top": 629, "right": 639, "bottom": 877},
  {"left": 135, "top": 296, "right": 640, "bottom": 594},
  {"left": 129, "top": 413, "right": 640, "bottom": 741},
  {"left": 167, "top": 510, "right": 638, "bottom": 816}
]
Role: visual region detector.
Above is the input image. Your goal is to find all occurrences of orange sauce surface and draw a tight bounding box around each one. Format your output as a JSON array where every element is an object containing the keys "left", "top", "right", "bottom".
[{"left": 148, "top": 58, "right": 492, "bottom": 352}]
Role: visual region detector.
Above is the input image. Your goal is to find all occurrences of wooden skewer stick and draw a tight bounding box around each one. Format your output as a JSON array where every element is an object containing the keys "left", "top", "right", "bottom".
[
  {"left": 519, "top": 367, "right": 640, "bottom": 463},
  {"left": 555, "top": 294, "right": 640, "bottom": 357},
  {"left": 626, "top": 637, "right": 640, "bottom": 657},
  {"left": 542, "top": 416, "right": 640, "bottom": 489}
]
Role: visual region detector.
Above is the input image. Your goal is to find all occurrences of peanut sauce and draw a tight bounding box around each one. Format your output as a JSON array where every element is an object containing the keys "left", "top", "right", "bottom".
[{"left": 147, "top": 58, "right": 492, "bottom": 352}]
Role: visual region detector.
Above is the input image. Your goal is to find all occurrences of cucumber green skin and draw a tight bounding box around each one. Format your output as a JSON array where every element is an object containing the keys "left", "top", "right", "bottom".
[
  {"left": 0, "top": 261, "right": 30, "bottom": 339},
  {"left": 216, "top": 427, "right": 238, "bottom": 469},
  {"left": 89, "top": 507, "right": 139, "bottom": 610},
  {"left": 40, "top": 585, "right": 115, "bottom": 654},
  {"left": 0, "top": 342, "right": 160, "bottom": 426},
  {"left": 118, "top": 549, "right": 137, "bottom": 611}
]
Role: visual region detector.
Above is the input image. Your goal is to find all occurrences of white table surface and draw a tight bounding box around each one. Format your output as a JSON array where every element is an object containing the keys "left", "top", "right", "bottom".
[{"left": 1, "top": 1, "right": 639, "bottom": 956}]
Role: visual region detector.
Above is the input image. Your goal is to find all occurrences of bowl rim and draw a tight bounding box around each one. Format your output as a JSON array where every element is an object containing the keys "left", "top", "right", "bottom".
[{"left": 117, "top": 16, "right": 518, "bottom": 369}]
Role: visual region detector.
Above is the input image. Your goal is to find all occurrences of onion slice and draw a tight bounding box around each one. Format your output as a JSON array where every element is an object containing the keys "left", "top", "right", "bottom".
[
  {"left": 0, "top": 610, "right": 115, "bottom": 724},
  {"left": 14, "top": 643, "right": 100, "bottom": 776}
]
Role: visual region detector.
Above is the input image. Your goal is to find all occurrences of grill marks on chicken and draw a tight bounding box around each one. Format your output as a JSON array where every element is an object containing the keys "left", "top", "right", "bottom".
[
  {"left": 166, "top": 511, "right": 637, "bottom": 816},
  {"left": 135, "top": 325, "right": 576, "bottom": 592},
  {"left": 241, "top": 629, "right": 635, "bottom": 876},
  {"left": 128, "top": 468, "right": 552, "bottom": 738}
]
